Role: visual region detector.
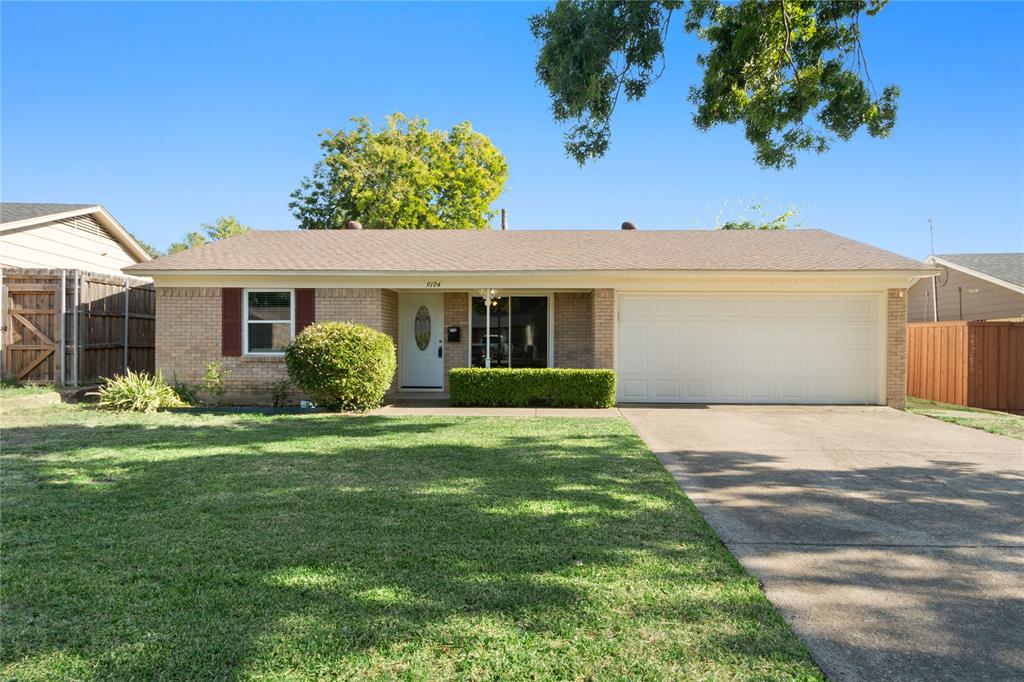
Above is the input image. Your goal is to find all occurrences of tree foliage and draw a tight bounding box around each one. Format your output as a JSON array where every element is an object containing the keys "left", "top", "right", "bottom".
[
  {"left": 289, "top": 113, "right": 509, "bottom": 230},
  {"left": 531, "top": 0, "right": 899, "bottom": 169},
  {"left": 167, "top": 216, "right": 252, "bottom": 254},
  {"left": 718, "top": 202, "right": 800, "bottom": 230},
  {"left": 131, "top": 234, "right": 162, "bottom": 259}
]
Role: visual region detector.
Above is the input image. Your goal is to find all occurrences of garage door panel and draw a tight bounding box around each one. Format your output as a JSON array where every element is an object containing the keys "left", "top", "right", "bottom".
[
  {"left": 686, "top": 326, "right": 715, "bottom": 344},
  {"left": 685, "top": 349, "right": 713, "bottom": 370},
  {"left": 653, "top": 379, "right": 681, "bottom": 400},
  {"left": 617, "top": 294, "right": 880, "bottom": 404},
  {"left": 718, "top": 327, "right": 747, "bottom": 344},
  {"left": 716, "top": 350, "right": 747, "bottom": 373},
  {"left": 653, "top": 325, "right": 680, "bottom": 345},
  {"left": 653, "top": 349, "right": 680, "bottom": 371}
]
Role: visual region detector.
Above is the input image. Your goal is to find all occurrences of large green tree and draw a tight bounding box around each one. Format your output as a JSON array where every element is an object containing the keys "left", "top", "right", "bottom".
[
  {"left": 289, "top": 114, "right": 509, "bottom": 230},
  {"left": 531, "top": 0, "right": 899, "bottom": 169},
  {"left": 167, "top": 216, "right": 251, "bottom": 254}
]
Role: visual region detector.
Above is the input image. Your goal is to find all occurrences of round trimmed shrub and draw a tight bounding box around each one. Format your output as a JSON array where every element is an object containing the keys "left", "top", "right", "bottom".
[{"left": 285, "top": 322, "right": 396, "bottom": 411}]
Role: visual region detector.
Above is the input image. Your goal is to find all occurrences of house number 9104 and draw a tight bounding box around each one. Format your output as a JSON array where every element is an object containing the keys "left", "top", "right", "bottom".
[{"left": 426, "top": 281, "right": 441, "bottom": 288}]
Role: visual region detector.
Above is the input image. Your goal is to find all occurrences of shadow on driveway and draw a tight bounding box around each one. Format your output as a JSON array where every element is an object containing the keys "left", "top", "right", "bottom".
[{"left": 623, "top": 405, "right": 1024, "bottom": 681}]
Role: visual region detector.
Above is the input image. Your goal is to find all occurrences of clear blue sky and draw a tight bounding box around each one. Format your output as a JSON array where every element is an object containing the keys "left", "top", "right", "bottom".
[{"left": 3, "top": 1, "right": 1022, "bottom": 259}]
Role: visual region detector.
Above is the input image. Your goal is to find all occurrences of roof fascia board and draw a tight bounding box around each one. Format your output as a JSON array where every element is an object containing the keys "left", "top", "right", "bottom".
[
  {"left": 89, "top": 207, "right": 152, "bottom": 263},
  {"left": 928, "top": 256, "right": 1024, "bottom": 295},
  {"left": 129, "top": 267, "right": 937, "bottom": 278},
  {"left": 145, "top": 270, "right": 931, "bottom": 292}
]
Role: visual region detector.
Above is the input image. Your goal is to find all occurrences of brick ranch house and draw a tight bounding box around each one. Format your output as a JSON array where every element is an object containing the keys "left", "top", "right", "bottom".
[{"left": 124, "top": 228, "right": 935, "bottom": 408}]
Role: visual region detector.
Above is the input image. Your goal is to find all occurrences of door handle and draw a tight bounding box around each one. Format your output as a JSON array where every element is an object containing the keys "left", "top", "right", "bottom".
[{"left": 437, "top": 345, "right": 443, "bottom": 358}]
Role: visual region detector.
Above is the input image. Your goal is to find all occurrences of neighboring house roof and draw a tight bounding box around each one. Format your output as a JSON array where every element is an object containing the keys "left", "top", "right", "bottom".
[
  {"left": 928, "top": 253, "right": 1024, "bottom": 292},
  {"left": 126, "top": 228, "right": 928, "bottom": 274},
  {"left": 0, "top": 202, "right": 97, "bottom": 222},
  {"left": 0, "top": 202, "right": 152, "bottom": 262}
]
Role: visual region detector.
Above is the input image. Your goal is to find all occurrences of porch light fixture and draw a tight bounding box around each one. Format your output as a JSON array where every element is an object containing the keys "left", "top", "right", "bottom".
[{"left": 478, "top": 288, "right": 500, "bottom": 368}]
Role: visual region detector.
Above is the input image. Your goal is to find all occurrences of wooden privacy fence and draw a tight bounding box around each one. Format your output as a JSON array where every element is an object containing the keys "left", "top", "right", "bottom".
[
  {"left": 1, "top": 268, "right": 155, "bottom": 385},
  {"left": 907, "top": 321, "right": 1024, "bottom": 411}
]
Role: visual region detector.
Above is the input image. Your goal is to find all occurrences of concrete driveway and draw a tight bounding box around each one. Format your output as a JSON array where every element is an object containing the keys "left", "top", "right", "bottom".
[{"left": 621, "top": 405, "right": 1024, "bottom": 681}]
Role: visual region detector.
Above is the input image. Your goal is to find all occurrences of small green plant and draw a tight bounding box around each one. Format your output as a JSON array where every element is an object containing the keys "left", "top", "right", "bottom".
[
  {"left": 93, "top": 369, "right": 185, "bottom": 413},
  {"left": 200, "top": 362, "right": 230, "bottom": 402},
  {"left": 285, "top": 322, "right": 396, "bottom": 412},
  {"left": 269, "top": 379, "right": 292, "bottom": 408},
  {"left": 449, "top": 368, "right": 616, "bottom": 408},
  {"left": 170, "top": 376, "right": 201, "bottom": 405}
]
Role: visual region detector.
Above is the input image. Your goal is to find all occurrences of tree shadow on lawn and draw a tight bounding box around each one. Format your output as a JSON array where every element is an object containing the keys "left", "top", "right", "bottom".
[{"left": 1, "top": 415, "right": 819, "bottom": 680}]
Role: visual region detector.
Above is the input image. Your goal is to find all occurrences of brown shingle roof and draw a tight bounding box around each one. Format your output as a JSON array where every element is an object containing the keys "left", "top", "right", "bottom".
[{"left": 126, "top": 229, "right": 929, "bottom": 274}]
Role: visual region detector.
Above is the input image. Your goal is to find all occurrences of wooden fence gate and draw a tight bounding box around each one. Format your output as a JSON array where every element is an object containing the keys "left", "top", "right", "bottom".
[
  {"left": 3, "top": 278, "right": 60, "bottom": 382},
  {"left": 1, "top": 268, "right": 155, "bottom": 385}
]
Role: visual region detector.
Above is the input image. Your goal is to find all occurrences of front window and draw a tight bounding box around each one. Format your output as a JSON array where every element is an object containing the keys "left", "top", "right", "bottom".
[
  {"left": 471, "top": 295, "right": 549, "bottom": 368},
  {"left": 246, "top": 290, "right": 293, "bottom": 354}
]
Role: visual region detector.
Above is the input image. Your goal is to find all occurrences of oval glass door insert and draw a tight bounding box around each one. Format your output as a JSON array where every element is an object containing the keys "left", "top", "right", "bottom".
[{"left": 414, "top": 306, "right": 431, "bottom": 350}]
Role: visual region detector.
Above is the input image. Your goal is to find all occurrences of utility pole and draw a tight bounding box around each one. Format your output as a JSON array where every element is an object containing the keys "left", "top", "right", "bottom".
[{"left": 929, "top": 218, "right": 939, "bottom": 322}]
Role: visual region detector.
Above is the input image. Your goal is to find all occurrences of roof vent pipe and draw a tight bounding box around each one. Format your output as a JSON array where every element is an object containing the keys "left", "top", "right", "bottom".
[
  {"left": 344, "top": 220, "right": 363, "bottom": 230},
  {"left": 501, "top": 208, "right": 508, "bottom": 230},
  {"left": 621, "top": 221, "right": 637, "bottom": 230}
]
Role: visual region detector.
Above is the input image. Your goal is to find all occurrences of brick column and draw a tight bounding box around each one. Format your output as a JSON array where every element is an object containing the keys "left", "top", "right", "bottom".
[
  {"left": 591, "top": 288, "right": 615, "bottom": 369},
  {"left": 443, "top": 292, "right": 468, "bottom": 391},
  {"left": 886, "top": 289, "right": 908, "bottom": 410},
  {"left": 554, "top": 292, "right": 593, "bottom": 368}
]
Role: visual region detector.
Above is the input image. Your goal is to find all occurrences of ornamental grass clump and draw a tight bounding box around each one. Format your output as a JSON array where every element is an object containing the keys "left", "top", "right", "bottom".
[
  {"left": 285, "top": 322, "right": 396, "bottom": 412},
  {"left": 93, "top": 369, "right": 186, "bottom": 413}
]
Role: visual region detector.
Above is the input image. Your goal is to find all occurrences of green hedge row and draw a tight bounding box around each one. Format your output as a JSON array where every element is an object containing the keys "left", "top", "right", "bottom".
[{"left": 449, "top": 368, "right": 616, "bottom": 408}]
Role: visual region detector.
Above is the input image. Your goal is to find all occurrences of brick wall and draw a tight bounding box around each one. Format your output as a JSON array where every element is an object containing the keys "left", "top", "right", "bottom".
[
  {"left": 886, "top": 288, "right": 908, "bottom": 410},
  {"left": 443, "top": 292, "right": 468, "bottom": 391},
  {"left": 315, "top": 288, "right": 386, "bottom": 329},
  {"left": 156, "top": 287, "right": 392, "bottom": 405},
  {"left": 554, "top": 292, "right": 593, "bottom": 368},
  {"left": 591, "top": 288, "right": 615, "bottom": 369}
]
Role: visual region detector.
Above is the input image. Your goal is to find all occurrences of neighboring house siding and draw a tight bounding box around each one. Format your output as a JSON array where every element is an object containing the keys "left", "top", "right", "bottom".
[
  {"left": 886, "top": 289, "right": 908, "bottom": 410},
  {"left": 157, "top": 287, "right": 394, "bottom": 405},
  {"left": 554, "top": 292, "right": 593, "bottom": 368},
  {"left": 908, "top": 268, "right": 1024, "bottom": 322},
  {"left": 0, "top": 215, "right": 139, "bottom": 276}
]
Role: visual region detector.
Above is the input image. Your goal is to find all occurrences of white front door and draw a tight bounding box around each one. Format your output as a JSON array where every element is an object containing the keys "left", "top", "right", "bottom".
[{"left": 400, "top": 293, "right": 444, "bottom": 388}]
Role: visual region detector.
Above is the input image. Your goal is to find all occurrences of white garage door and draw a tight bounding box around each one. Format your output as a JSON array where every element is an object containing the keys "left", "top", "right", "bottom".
[{"left": 617, "top": 294, "right": 881, "bottom": 404}]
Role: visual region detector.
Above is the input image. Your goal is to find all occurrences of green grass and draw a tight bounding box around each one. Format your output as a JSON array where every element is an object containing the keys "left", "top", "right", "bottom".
[
  {"left": 907, "top": 397, "right": 1024, "bottom": 441},
  {"left": 2, "top": 404, "right": 821, "bottom": 680},
  {"left": 0, "top": 382, "right": 56, "bottom": 399}
]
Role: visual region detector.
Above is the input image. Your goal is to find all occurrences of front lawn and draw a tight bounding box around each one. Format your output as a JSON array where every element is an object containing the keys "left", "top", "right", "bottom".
[
  {"left": 907, "top": 396, "right": 1024, "bottom": 441},
  {"left": 2, "top": 404, "right": 820, "bottom": 680},
  {"left": 0, "top": 382, "right": 56, "bottom": 399}
]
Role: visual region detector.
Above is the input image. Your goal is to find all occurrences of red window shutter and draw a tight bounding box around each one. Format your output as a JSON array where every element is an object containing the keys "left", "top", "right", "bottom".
[
  {"left": 295, "top": 288, "right": 315, "bottom": 334},
  {"left": 222, "top": 288, "right": 243, "bottom": 357}
]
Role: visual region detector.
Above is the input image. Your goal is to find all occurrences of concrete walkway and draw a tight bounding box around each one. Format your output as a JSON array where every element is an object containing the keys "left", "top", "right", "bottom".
[
  {"left": 371, "top": 405, "right": 620, "bottom": 418},
  {"left": 621, "top": 405, "right": 1024, "bottom": 681}
]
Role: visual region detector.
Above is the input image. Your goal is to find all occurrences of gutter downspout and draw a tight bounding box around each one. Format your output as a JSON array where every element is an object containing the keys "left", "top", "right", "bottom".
[
  {"left": 59, "top": 271, "right": 66, "bottom": 385},
  {"left": 123, "top": 278, "right": 130, "bottom": 373}
]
